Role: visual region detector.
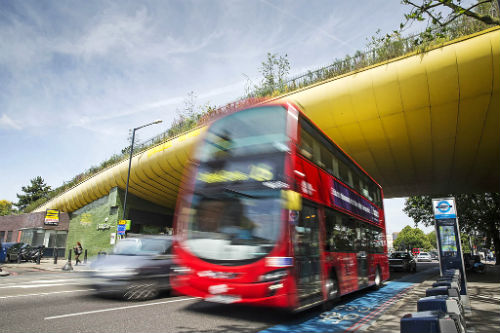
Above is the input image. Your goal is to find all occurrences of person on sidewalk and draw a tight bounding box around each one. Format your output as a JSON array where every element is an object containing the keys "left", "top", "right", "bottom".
[{"left": 74, "top": 242, "right": 83, "bottom": 266}]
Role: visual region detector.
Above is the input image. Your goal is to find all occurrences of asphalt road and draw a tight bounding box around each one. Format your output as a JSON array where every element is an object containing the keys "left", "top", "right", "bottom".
[{"left": 0, "top": 262, "right": 439, "bottom": 333}]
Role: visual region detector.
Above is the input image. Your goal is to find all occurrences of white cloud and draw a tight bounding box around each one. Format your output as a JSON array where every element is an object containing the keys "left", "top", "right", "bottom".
[{"left": 0, "top": 114, "right": 22, "bottom": 130}]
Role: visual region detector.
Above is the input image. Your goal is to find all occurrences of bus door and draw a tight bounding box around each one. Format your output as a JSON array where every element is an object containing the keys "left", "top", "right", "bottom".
[
  {"left": 355, "top": 220, "right": 369, "bottom": 288},
  {"left": 293, "top": 204, "right": 323, "bottom": 307}
]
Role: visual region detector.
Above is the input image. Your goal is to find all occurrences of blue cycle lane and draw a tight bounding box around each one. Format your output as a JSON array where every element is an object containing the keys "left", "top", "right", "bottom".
[{"left": 259, "top": 281, "right": 415, "bottom": 333}]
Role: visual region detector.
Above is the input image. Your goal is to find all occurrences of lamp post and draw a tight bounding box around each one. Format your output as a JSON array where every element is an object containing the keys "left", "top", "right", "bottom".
[{"left": 122, "top": 120, "right": 162, "bottom": 222}]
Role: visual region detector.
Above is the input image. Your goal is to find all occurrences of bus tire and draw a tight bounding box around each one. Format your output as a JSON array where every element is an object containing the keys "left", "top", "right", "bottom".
[
  {"left": 323, "top": 271, "right": 339, "bottom": 310},
  {"left": 373, "top": 266, "right": 382, "bottom": 290}
]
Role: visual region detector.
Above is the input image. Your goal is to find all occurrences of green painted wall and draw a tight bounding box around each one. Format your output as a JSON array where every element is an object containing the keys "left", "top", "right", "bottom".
[{"left": 66, "top": 187, "right": 173, "bottom": 257}]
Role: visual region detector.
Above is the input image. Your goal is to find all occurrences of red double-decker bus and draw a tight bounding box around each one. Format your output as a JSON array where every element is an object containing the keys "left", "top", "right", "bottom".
[{"left": 171, "top": 102, "right": 389, "bottom": 311}]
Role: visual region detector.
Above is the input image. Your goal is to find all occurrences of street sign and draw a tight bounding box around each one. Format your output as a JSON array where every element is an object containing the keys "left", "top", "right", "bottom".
[
  {"left": 432, "top": 198, "right": 457, "bottom": 219},
  {"left": 44, "top": 209, "right": 60, "bottom": 225},
  {"left": 117, "top": 224, "right": 126, "bottom": 235},
  {"left": 118, "top": 219, "right": 131, "bottom": 231}
]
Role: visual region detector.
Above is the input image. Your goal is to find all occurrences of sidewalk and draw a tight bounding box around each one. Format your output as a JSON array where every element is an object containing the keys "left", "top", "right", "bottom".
[
  {"left": 0, "top": 257, "right": 94, "bottom": 275},
  {"left": 367, "top": 264, "right": 500, "bottom": 333}
]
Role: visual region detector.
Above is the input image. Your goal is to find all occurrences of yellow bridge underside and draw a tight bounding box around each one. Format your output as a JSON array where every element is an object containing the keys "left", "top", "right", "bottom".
[{"left": 36, "top": 27, "right": 500, "bottom": 213}]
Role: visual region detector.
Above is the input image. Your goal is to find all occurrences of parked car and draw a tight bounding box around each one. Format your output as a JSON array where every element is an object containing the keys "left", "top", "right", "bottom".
[
  {"left": 430, "top": 251, "right": 439, "bottom": 260},
  {"left": 88, "top": 236, "right": 175, "bottom": 301},
  {"left": 416, "top": 252, "right": 432, "bottom": 262},
  {"left": 389, "top": 252, "right": 417, "bottom": 272},
  {"left": 6, "top": 243, "right": 32, "bottom": 262}
]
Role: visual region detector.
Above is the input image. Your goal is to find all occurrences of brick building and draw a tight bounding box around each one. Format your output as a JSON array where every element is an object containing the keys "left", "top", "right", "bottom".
[{"left": 0, "top": 211, "right": 69, "bottom": 256}]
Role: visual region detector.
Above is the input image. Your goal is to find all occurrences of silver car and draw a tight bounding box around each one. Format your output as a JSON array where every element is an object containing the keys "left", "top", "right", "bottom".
[
  {"left": 88, "top": 236, "right": 174, "bottom": 301},
  {"left": 416, "top": 252, "right": 432, "bottom": 262}
]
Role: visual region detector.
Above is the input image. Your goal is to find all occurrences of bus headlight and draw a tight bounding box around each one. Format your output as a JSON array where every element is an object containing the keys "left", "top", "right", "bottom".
[{"left": 258, "top": 269, "right": 288, "bottom": 282}]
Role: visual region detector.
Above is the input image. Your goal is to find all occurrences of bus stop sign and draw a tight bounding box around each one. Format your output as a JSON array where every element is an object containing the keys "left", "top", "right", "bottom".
[{"left": 433, "top": 199, "right": 457, "bottom": 219}]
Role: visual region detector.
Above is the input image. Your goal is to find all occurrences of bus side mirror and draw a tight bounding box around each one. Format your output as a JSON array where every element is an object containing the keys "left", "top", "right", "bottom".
[{"left": 281, "top": 190, "right": 302, "bottom": 211}]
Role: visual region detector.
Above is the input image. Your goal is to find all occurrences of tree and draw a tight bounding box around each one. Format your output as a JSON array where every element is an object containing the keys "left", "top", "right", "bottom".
[
  {"left": 0, "top": 200, "right": 14, "bottom": 216},
  {"left": 394, "top": 225, "right": 432, "bottom": 251},
  {"left": 404, "top": 193, "right": 500, "bottom": 265},
  {"left": 427, "top": 230, "right": 437, "bottom": 249},
  {"left": 15, "top": 176, "right": 52, "bottom": 211},
  {"left": 259, "top": 52, "right": 290, "bottom": 93},
  {"left": 402, "top": 0, "right": 499, "bottom": 27},
  {"left": 399, "top": 0, "right": 499, "bottom": 45}
]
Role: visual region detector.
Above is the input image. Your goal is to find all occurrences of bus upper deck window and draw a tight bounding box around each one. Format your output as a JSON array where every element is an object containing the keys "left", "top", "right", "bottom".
[{"left": 300, "top": 130, "right": 313, "bottom": 159}]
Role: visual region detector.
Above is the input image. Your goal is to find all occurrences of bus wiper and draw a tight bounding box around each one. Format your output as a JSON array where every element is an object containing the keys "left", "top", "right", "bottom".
[{"left": 223, "top": 187, "right": 257, "bottom": 198}]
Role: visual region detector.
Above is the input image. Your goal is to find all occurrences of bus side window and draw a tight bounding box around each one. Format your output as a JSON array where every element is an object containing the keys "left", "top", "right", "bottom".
[
  {"left": 299, "top": 129, "right": 314, "bottom": 159},
  {"left": 347, "top": 171, "right": 354, "bottom": 189},
  {"left": 338, "top": 160, "right": 349, "bottom": 185},
  {"left": 331, "top": 155, "right": 340, "bottom": 178},
  {"left": 372, "top": 228, "right": 383, "bottom": 253},
  {"left": 324, "top": 209, "right": 337, "bottom": 251},
  {"left": 320, "top": 145, "right": 333, "bottom": 172}
]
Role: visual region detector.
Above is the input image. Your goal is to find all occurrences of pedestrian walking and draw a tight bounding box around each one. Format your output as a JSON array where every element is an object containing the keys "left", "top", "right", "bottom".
[{"left": 74, "top": 242, "right": 83, "bottom": 266}]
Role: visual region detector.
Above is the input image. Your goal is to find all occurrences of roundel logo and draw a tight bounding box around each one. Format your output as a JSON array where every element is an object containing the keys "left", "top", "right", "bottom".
[{"left": 436, "top": 201, "right": 452, "bottom": 213}]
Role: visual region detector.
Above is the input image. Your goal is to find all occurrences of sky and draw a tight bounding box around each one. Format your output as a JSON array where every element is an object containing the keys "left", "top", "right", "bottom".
[{"left": 0, "top": 0, "right": 435, "bottom": 234}]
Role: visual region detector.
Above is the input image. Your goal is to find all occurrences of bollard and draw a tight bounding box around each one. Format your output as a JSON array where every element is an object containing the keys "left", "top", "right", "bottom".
[
  {"left": 53, "top": 247, "right": 58, "bottom": 264},
  {"left": 400, "top": 311, "right": 463, "bottom": 333},
  {"left": 17, "top": 248, "right": 21, "bottom": 264},
  {"left": 36, "top": 250, "right": 41, "bottom": 265},
  {"left": 84, "top": 249, "right": 88, "bottom": 264},
  {"left": 62, "top": 249, "right": 73, "bottom": 271}
]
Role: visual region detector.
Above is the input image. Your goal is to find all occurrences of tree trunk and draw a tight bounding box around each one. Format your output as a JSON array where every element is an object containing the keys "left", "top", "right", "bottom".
[{"left": 494, "top": 232, "right": 500, "bottom": 266}]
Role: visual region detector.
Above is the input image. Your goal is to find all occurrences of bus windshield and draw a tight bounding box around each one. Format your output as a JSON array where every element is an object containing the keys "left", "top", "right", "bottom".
[
  {"left": 185, "top": 192, "right": 282, "bottom": 263},
  {"left": 196, "top": 106, "right": 288, "bottom": 162}
]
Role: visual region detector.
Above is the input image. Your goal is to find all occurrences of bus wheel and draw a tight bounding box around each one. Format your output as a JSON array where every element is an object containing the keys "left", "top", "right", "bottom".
[
  {"left": 373, "top": 267, "right": 382, "bottom": 290},
  {"left": 323, "top": 274, "right": 339, "bottom": 310}
]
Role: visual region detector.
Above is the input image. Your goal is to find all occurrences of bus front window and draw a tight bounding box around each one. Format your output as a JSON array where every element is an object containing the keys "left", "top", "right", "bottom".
[
  {"left": 196, "top": 106, "right": 288, "bottom": 162},
  {"left": 186, "top": 194, "right": 282, "bottom": 264}
]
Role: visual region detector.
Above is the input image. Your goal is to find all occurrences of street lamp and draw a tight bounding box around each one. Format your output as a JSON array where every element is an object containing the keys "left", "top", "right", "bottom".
[{"left": 122, "top": 119, "right": 163, "bottom": 221}]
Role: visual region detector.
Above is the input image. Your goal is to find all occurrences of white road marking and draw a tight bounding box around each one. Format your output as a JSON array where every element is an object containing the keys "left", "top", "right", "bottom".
[
  {"left": 0, "top": 289, "right": 95, "bottom": 299},
  {"left": 0, "top": 282, "right": 84, "bottom": 289},
  {"left": 44, "top": 297, "right": 199, "bottom": 320},
  {"left": 30, "top": 279, "right": 74, "bottom": 283}
]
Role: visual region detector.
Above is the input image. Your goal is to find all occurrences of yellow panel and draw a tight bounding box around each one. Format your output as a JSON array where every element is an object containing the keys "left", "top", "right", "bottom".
[
  {"left": 323, "top": 79, "right": 357, "bottom": 127},
  {"left": 450, "top": 94, "right": 491, "bottom": 183},
  {"left": 370, "top": 64, "right": 403, "bottom": 117},
  {"left": 429, "top": 102, "right": 458, "bottom": 192},
  {"left": 358, "top": 118, "right": 397, "bottom": 186},
  {"left": 348, "top": 70, "right": 378, "bottom": 122},
  {"left": 397, "top": 56, "right": 430, "bottom": 112},
  {"left": 464, "top": 92, "right": 500, "bottom": 190},
  {"left": 404, "top": 106, "right": 433, "bottom": 183},
  {"left": 336, "top": 122, "right": 368, "bottom": 155},
  {"left": 380, "top": 112, "right": 416, "bottom": 182},
  {"left": 424, "top": 46, "right": 460, "bottom": 106},
  {"left": 456, "top": 33, "right": 494, "bottom": 100},
  {"left": 491, "top": 31, "right": 500, "bottom": 92}
]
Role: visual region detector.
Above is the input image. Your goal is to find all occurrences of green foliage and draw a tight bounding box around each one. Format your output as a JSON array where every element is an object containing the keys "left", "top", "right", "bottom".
[
  {"left": 394, "top": 225, "right": 432, "bottom": 251},
  {"left": 252, "top": 52, "right": 290, "bottom": 97},
  {"left": 0, "top": 200, "right": 14, "bottom": 216},
  {"left": 427, "top": 230, "right": 437, "bottom": 249},
  {"left": 15, "top": 176, "right": 52, "bottom": 211},
  {"left": 400, "top": 0, "right": 499, "bottom": 46}
]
